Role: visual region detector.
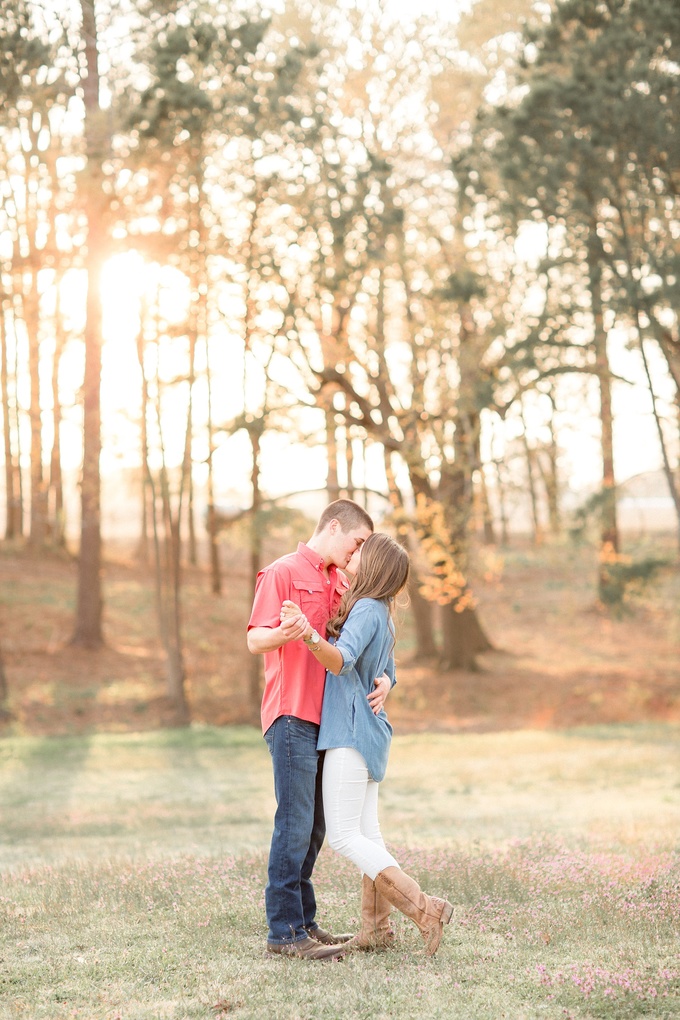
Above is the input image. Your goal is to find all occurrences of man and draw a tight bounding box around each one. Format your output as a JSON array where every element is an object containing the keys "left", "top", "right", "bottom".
[{"left": 247, "top": 499, "right": 390, "bottom": 960}]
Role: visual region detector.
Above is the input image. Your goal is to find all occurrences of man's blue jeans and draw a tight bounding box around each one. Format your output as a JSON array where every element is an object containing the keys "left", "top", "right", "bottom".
[{"left": 264, "top": 716, "right": 326, "bottom": 945}]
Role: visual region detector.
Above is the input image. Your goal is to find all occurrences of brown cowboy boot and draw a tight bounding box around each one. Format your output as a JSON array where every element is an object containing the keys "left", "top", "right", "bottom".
[
  {"left": 348, "top": 874, "right": 395, "bottom": 951},
  {"left": 374, "top": 866, "right": 453, "bottom": 957}
]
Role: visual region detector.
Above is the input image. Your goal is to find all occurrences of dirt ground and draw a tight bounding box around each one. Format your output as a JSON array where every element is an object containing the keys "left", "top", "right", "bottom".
[{"left": 1, "top": 535, "right": 679, "bottom": 737}]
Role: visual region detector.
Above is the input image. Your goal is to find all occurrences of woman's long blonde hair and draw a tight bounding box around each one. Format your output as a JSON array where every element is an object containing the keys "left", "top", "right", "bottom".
[{"left": 327, "top": 532, "right": 410, "bottom": 638}]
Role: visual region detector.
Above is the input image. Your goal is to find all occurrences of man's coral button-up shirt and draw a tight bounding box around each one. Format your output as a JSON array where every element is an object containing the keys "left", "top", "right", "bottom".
[{"left": 247, "top": 542, "right": 350, "bottom": 734}]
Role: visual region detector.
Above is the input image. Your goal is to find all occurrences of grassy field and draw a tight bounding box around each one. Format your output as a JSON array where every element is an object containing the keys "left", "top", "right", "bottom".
[{"left": 2, "top": 724, "right": 680, "bottom": 1019}]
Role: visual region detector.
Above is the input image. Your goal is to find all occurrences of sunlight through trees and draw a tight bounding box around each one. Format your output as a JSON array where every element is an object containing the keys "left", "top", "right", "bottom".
[{"left": 1, "top": 0, "right": 678, "bottom": 693}]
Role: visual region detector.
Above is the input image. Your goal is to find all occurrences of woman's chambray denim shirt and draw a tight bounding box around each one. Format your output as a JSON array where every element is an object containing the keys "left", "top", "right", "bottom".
[{"left": 317, "top": 597, "right": 396, "bottom": 782}]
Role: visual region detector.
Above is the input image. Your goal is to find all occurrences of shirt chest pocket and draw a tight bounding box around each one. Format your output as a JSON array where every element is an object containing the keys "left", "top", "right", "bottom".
[{"left": 292, "top": 579, "right": 327, "bottom": 631}]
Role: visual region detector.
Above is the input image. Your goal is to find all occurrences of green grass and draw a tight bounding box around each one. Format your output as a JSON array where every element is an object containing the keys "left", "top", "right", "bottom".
[{"left": 2, "top": 725, "right": 680, "bottom": 1019}]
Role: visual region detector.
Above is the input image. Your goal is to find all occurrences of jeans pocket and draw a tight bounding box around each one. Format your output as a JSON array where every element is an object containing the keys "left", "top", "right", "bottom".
[
  {"left": 287, "top": 718, "right": 320, "bottom": 773},
  {"left": 264, "top": 721, "right": 277, "bottom": 757}
]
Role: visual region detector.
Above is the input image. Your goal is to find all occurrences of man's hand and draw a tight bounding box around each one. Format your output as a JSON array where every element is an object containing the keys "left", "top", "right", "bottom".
[
  {"left": 278, "top": 600, "right": 311, "bottom": 643},
  {"left": 247, "top": 600, "right": 310, "bottom": 654},
  {"left": 279, "top": 613, "right": 310, "bottom": 643},
  {"left": 367, "top": 673, "right": 391, "bottom": 715}
]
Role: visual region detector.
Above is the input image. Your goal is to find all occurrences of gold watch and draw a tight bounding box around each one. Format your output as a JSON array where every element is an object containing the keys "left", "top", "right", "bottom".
[{"left": 304, "top": 629, "right": 321, "bottom": 651}]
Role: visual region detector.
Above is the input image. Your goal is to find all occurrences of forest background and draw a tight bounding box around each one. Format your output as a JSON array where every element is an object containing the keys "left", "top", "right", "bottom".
[{"left": 0, "top": 0, "right": 679, "bottom": 733}]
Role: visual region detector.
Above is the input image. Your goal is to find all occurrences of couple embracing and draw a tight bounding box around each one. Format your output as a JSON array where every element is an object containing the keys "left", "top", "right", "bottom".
[{"left": 247, "top": 499, "right": 453, "bottom": 961}]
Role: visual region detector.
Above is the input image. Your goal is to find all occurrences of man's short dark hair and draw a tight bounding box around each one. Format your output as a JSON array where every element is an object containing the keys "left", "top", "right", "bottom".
[{"left": 315, "top": 499, "right": 374, "bottom": 535}]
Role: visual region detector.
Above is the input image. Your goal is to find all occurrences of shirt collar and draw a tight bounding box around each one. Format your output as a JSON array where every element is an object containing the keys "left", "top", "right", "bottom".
[
  {"left": 297, "top": 541, "right": 327, "bottom": 573},
  {"left": 297, "top": 542, "right": 351, "bottom": 593}
]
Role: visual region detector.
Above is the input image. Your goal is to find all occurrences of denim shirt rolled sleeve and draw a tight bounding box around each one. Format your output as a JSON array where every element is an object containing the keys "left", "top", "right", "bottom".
[
  {"left": 317, "top": 598, "right": 396, "bottom": 782},
  {"left": 334, "top": 603, "right": 379, "bottom": 675}
]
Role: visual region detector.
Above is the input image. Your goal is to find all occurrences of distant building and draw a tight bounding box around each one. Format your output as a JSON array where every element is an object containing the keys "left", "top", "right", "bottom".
[{"left": 617, "top": 470, "right": 678, "bottom": 533}]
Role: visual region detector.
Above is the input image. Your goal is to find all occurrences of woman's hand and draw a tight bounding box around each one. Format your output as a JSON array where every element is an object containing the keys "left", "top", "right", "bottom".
[{"left": 280, "top": 599, "right": 302, "bottom": 620}]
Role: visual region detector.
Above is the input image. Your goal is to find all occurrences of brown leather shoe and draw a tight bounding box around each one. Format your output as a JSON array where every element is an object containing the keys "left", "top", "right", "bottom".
[
  {"left": 305, "top": 925, "right": 354, "bottom": 945},
  {"left": 265, "top": 937, "right": 346, "bottom": 961}
]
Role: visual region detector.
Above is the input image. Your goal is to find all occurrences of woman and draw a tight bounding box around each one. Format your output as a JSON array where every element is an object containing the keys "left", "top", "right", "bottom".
[{"left": 280, "top": 532, "right": 453, "bottom": 957}]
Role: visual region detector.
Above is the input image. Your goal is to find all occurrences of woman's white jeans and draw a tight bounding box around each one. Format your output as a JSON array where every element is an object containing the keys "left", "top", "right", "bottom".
[{"left": 322, "top": 746, "right": 399, "bottom": 881}]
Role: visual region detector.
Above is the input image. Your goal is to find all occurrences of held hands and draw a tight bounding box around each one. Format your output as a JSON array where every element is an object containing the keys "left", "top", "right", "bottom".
[
  {"left": 279, "top": 600, "right": 311, "bottom": 643},
  {"left": 280, "top": 601, "right": 388, "bottom": 708}
]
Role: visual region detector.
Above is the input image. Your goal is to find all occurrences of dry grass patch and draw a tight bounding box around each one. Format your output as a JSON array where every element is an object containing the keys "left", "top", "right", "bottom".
[{"left": 2, "top": 725, "right": 680, "bottom": 1018}]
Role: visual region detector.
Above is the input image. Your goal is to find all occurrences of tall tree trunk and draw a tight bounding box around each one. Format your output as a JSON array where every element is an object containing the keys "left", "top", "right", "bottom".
[
  {"left": 205, "top": 301, "right": 221, "bottom": 595},
  {"left": 440, "top": 306, "right": 494, "bottom": 667},
  {"left": 478, "top": 465, "right": 497, "bottom": 545},
  {"left": 588, "top": 234, "right": 619, "bottom": 603},
  {"left": 184, "top": 168, "right": 207, "bottom": 569},
  {"left": 537, "top": 391, "right": 561, "bottom": 538},
  {"left": 488, "top": 421, "right": 510, "bottom": 546},
  {"left": 518, "top": 397, "right": 543, "bottom": 545},
  {"left": 135, "top": 292, "right": 151, "bottom": 565},
  {"left": 345, "top": 426, "right": 355, "bottom": 499},
  {"left": 384, "top": 447, "right": 439, "bottom": 659},
  {"left": 11, "top": 291, "right": 24, "bottom": 537},
  {"left": 438, "top": 462, "right": 494, "bottom": 671},
  {"left": 185, "top": 246, "right": 198, "bottom": 567},
  {"left": 186, "top": 450, "right": 197, "bottom": 566},
  {"left": 387, "top": 438, "right": 440, "bottom": 658},
  {"left": 325, "top": 402, "right": 340, "bottom": 501},
  {"left": 138, "top": 295, "right": 189, "bottom": 723},
  {"left": 165, "top": 469, "right": 189, "bottom": 725},
  {"left": 137, "top": 409, "right": 151, "bottom": 566},
  {"left": 408, "top": 575, "right": 440, "bottom": 660},
  {"left": 156, "top": 362, "right": 189, "bottom": 722},
  {"left": 440, "top": 602, "right": 493, "bottom": 671},
  {"left": 25, "top": 267, "right": 47, "bottom": 548},
  {"left": 437, "top": 310, "right": 494, "bottom": 669},
  {"left": 72, "top": 0, "right": 106, "bottom": 647},
  {"left": 48, "top": 286, "right": 67, "bottom": 546},
  {"left": 493, "top": 457, "right": 510, "bottom": 547},
  {"left": 181, "top": 330, "right": 196, "bottom": 567},
  {"left": 1, "top": 300, "right": 19, "bottom": 539},
  {"left": 634, "top": 312, "right": 680, "bottom": 545},
  {"left": 206, "top": 501, "right": 221, "bottom": 595},
  {"left": 590, "top": 254, "right": 618, "bottom": 551},
  {"left": 147, "top": 463, "right": 190, "bottom": 725}
]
